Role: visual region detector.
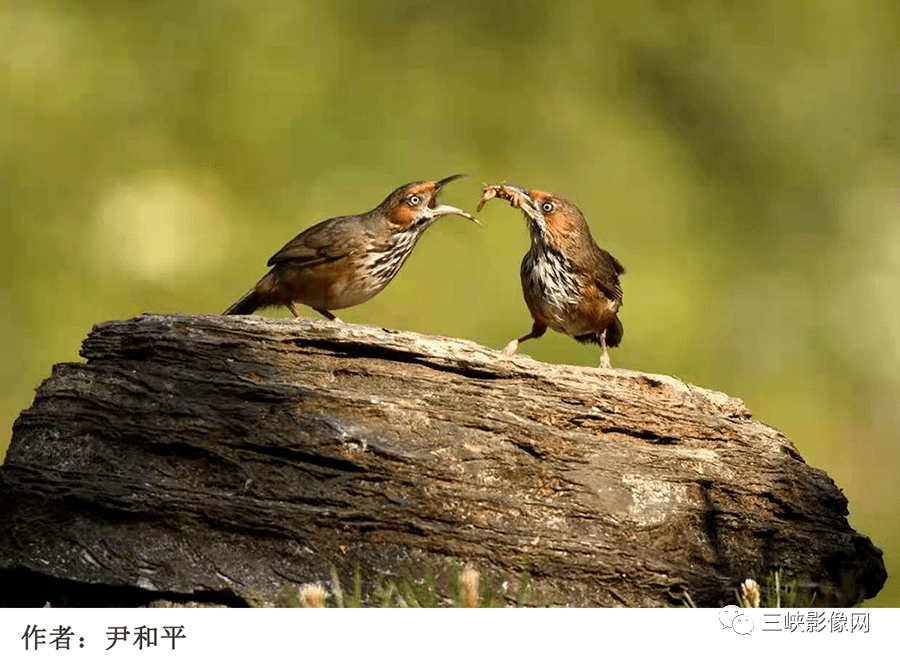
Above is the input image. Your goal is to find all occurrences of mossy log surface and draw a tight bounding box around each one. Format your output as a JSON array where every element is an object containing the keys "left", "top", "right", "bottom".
[{"left": 0, "top": 314, "right": 886, "bottom": 607}]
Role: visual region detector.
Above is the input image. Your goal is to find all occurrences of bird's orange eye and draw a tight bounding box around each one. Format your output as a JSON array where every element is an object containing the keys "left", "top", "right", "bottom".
[
  {"left": 408, "top": 195, "right": 421, "bottom": 205},
  {"left": 541, "top": 202, "right": 554, "bottom": 213}
]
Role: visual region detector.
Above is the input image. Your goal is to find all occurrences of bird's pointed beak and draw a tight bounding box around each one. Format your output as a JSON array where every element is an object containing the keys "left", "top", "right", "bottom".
[
  {"left": 430, "top": 204, "right": 481, "bottom": 225},
  {"left": 434, "top": 173, "right": 468, "bottom": 190},
  {"left": 429, "top": 174, "right": 481, "bottom": 225}
]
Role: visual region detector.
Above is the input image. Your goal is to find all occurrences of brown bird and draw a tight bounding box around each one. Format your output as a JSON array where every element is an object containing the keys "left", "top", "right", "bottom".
[
  {"left": 224, "top": 175, "right": 478, "bottom": 321},
  {"left": 478, "top": 183, "right": 625, "bottom": 369}
]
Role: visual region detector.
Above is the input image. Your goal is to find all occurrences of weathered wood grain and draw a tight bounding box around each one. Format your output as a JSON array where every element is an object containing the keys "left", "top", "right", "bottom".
[{"left": 0, "top": 314, "right": 886, "bottom": 606}]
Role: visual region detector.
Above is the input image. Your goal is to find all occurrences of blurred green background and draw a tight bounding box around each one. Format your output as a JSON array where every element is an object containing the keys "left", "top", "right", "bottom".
[{"left": 2, "top": 1, "right": 898, "bottom": 605}]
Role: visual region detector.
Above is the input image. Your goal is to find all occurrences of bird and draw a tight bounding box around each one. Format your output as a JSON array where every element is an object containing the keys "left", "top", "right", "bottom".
[
  {"left": 477, "top": 183, "right": 625, "bottom": 369},
  {"left": 223, "top": 175, "right": 478, "bottom": 321}
]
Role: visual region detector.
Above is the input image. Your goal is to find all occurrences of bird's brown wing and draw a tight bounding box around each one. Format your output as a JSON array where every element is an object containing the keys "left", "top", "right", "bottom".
[
  {"left": 266, "top": 215, "right": 366, "bottom": 267},
  {"left": 587, "top": 246, "right": 625, "bottom": 304}
]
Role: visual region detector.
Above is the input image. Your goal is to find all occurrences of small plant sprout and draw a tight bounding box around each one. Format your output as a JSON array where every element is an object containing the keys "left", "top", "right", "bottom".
[
  {"left": 329, "top": 566, "right": 344, "bottom": 608},
  {"left": 299, "top": 582, "right": 329, "bottom": 608},
  {"left": 740, "top": 578, "right": 761, "bottom": 608}
]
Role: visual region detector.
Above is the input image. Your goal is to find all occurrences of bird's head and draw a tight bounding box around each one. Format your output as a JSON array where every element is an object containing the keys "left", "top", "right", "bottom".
[
  {"left": 380, "top": 174, "right": 480, "bottom": 231},
  {"left": 477, "top": 183, "right": 587, "bottom": 247}
]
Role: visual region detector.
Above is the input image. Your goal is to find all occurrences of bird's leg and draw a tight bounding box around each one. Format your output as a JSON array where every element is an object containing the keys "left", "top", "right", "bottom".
[
  {"left": 598, "top": 329, "right": 612, "bottom": 369},
  {"left": 502, "top": 322, "right": 546, "bottom": 355},
  {"left": 286, "top": 302, "right": 343, "bottom": 324},
  {"left": 313, "top": 307, "right": 344, "bottom": 324}
]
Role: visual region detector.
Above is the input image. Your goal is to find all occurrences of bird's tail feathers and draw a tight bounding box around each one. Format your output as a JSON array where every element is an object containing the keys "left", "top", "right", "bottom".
[
  {"left": 224, "top": 269, "right": 282, "bottom": 315},
  {"left": 574, "top": 315, "right": 624, "bottom": 348},
  {"left": 223, "top": 286, "right": 264, "bottom": 315},
  {"left": 607, "top": 316, "right": 624, "bottom": 348}
]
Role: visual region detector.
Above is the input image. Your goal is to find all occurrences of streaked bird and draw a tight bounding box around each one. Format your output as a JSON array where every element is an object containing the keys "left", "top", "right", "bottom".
[
  {"left": 224, "top": 175, "right": 478, "bottom": 321},
  {"left": 478, "top": 183, "right": 625, "bottom": 368}
]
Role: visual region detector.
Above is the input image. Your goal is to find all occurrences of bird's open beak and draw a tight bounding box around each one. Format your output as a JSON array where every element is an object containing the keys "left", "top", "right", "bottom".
[
  {"left": 434, "top": 173, "right": 468, "bottom": 190},
  {"left": 429, "top": 174, "right": 481, "bottom": 225},
  {"left": 430, "top": 204, "right": 480, "bottom": 224}
]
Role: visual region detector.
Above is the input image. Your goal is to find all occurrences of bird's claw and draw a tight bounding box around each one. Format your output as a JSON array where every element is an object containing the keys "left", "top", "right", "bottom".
[{"left": 501, "top": 339, "right": 519, "bottom": 356}]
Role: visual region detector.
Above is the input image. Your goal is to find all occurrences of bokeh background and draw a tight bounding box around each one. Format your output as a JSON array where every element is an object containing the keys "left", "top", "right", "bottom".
[{"left": 2, "top": 1, "right": 898, "bottom": 605}]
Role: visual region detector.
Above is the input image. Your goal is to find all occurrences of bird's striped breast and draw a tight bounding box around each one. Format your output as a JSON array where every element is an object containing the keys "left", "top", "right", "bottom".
[
  {"left": 522, "top": 244, "right": 591, "bottom": 334},
  {"left": 359, "top": 228, "right": 423, "bottom": 292}
]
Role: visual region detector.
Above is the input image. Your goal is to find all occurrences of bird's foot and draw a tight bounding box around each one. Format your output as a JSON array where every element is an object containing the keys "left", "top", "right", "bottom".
[
  {"left": 312, "top": 308, "right": 344, "bottom": 324},
  {"left": 501, "top": 339, "right": 519, "bottom": 356},
  {"left": 598, "top": 353, "right": 612, "bottom": 370}
]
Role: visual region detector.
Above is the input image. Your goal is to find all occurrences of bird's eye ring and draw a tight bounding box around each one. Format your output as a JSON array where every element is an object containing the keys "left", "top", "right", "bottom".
[
  {"left": 541, "top": 202, "right": 554, "bottom": 213},
  {"left": 408, "top": 195, "right": 421, "bottom": 205}
]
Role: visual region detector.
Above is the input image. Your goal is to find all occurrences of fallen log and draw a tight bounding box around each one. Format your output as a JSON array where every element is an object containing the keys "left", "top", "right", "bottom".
[{"left": 0, "top": 314, "right": 886, "bottom": 606}]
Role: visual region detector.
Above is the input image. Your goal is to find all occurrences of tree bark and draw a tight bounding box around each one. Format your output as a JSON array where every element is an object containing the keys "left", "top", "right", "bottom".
[{"left": 0, "top": 314, "right": 886, "bottom": 607}]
